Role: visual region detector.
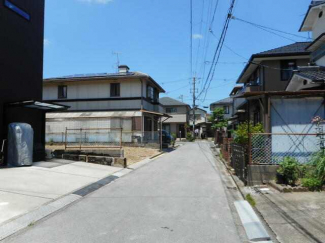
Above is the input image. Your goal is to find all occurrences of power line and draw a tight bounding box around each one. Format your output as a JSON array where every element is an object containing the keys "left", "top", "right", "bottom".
[
  {"left": 161, "top": 78, "right": 191, "bottom": 85},
  {"left": 209, "top": 0, "right": 220, "bottom": 31},
  {"left": 198, "top": 0, "right": 236, "bottom": 103},
  {"left": 232, "top": 16, "right": 312, "bottom": 41},
  {"left": 190, "top": 0, "right": 193, "bottom": 77}
]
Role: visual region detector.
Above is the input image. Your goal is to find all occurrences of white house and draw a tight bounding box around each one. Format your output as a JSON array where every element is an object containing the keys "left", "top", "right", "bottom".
[
  {"left": 159, "top": 97, "right": 190, "bottom": 138},
  {"left": 189, "top": 108, "right": 210, "bottom": 138},
  {"left": 43, "top": 65, "right": 168, "bottom": 144}
]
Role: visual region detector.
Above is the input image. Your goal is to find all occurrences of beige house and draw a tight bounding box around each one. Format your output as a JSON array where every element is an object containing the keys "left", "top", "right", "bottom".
[
  {"left": 43, "top": 65, "right": 168, "bottom": 144},
  {"left": 159, "top": 97, "right": 190, "bottom": 138}
]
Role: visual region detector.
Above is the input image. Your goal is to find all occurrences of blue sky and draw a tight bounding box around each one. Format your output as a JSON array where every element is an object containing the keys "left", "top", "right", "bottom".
[{"left": 44, "top": 0, "right": 312, "bottom": 111}]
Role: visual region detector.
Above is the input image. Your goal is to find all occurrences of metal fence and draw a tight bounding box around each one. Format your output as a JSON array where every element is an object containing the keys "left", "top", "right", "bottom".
[
  {"left": 46, "top": 128, "right": 160, "bottom": 149},
  {"left": 250, "top": 133, "right": 321, "bottom": 164},
  {"left": 231, "top": 144, "right": 248, "bottom": 184}
]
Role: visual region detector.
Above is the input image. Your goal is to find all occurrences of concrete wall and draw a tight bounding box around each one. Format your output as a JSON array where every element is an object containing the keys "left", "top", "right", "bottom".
[{"left": 247, "top": 165, "right": 279, "bottom": 186}]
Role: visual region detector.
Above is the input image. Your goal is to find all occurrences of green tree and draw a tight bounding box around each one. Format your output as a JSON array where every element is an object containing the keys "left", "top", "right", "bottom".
[
  {"left": 233, "top": 122, "right": 264, "bottom": 145},
  {"left": 209, "top": 108, "right": 228, "bottom": 130}
]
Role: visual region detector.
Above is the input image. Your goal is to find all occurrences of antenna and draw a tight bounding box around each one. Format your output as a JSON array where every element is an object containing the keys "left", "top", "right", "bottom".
[
  {"left": 112, "top": 52, "right": 121, "bottom": 72},
  {"left": 178, "top": 95, "right": 184, "bottom": 102}
]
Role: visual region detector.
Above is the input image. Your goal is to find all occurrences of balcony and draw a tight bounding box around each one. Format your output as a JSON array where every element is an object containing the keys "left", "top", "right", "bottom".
[{"left": 243, "top": 84, "right": 261, "bottom": 93}]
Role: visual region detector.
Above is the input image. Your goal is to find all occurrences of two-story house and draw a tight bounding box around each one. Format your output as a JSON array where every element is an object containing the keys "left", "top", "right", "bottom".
[
  {"left": 0, "top": 0, "right": 66, "bottom": 162},
  {"left": 210, "top": 97, "right": 234, "bottom": 120},
  {"left": 44, "top": 65, "right": 167, "bottom": 144},
  {"left": 159, "top": 97, "right": 190, "bottom": 138},
  {"left": 233, "top": 42, "right": 311, "bottom": 132},
  {"left": 287, "top": 1, "right": 325, "bottom": 91}
]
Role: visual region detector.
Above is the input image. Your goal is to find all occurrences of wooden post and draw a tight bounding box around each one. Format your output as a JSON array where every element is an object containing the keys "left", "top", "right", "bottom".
[{"left": 64, "top": 127, "right": 67, "bottom": 150}]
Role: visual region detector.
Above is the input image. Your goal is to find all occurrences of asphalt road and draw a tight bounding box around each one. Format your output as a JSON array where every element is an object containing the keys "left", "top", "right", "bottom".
[{"left": 4, "top": 141, "right": 242, "bottom": 243}]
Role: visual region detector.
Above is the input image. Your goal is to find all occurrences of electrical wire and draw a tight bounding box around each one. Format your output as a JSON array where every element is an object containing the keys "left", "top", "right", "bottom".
[
  {"left": 198, "top": 0, "right": 236, "bottom": 103},
  {"left": 232, "top": 16, "right": 312, "bottom": 41}
]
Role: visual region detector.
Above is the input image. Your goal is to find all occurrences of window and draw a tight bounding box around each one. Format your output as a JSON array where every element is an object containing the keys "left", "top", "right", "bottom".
[
  {"left": 110, "top": 83, "right": 120, "bottom": 97},
  {"left": 281, "top": 60, "right": 296, "bottom": 81},
  {"left": 166, "top": 107, "right": 177, "bottom": 113},
  {"left": 4, "top": 0, "right": 30, "bottom": 21},
  {"left": 223, "top": 106, "right": 229, "bottom": 114},
  {"left": 58, "top": 86, "right": 67, "bottom": 99}
]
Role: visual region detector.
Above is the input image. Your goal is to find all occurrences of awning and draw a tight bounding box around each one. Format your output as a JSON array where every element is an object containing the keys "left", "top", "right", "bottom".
[
  {"left": 8, "top": 100, "right": 69, "bottom": 111},
  {"left": 140, "top": 109, "right": 172, "bottom": 118}
]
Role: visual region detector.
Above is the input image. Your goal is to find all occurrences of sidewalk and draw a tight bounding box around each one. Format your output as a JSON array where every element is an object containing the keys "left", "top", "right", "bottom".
[
  {"left": 250, "top": 187, "right": 325, "bottom": 243},
  {"left": 0, "top": 159, "right": 122, "bottom": 225}
]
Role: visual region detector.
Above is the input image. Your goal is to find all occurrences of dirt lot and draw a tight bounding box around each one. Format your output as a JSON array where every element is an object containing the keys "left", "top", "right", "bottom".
[{"left": 46, "top": 145, "right": 161, "bottom": 165}]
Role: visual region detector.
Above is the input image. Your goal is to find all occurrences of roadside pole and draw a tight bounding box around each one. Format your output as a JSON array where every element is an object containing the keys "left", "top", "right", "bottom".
[{"left": 192, "top": 77, "right": 196, "bottom": 137}]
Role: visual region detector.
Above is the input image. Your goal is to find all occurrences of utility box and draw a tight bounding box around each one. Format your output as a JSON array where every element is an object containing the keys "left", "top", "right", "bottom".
[{"left": 7, "top": 123, "right": 34, "bottom": 167}]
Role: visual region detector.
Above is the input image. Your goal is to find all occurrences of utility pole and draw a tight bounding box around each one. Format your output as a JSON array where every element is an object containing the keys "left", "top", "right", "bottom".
[{"left": 192, "top": 77, "right": 196, "bottom": 136}]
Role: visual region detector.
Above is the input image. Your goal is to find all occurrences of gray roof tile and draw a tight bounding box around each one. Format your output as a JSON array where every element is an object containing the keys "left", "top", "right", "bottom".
[
  {"left": 211, "top": 97, "right": 233, "bottom": 105},
  {"left": 295, "top": 66, "right": 325, "bottom": 82},
  {"left": 159, "top": 97, "right": 189, "bottom": 106},
  {"left": 256, "top": 42, "right": 311, "bottom": 57}
]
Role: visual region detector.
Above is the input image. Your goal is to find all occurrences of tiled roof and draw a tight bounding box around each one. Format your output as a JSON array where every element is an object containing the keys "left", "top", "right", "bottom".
[
  {"left": 256, "top": 42, "right": 311, "bottom": 57},
  {"left": 159, "top": 97, "right": 189, "bottom": 106},
  {"left": 294, "top": 66, "right": 325, "bottom": 82},
  {"left": 44, "top": 72, "right": 148, "bottom": 81},
  {"left": 210, "top": 97, "right": 233, "bottom": 105}
]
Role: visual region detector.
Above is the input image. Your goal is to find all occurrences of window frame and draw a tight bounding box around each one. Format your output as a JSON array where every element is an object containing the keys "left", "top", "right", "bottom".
[
  {"left": 110, "top": 83, "right": 120, "bottom": 97},
  {"left": 58, "top": 85, "right": 67, "bottom": 99},
  {"left": 166, "top": 107, "right": 177, "bottom": 113},
  {"left": 280, "top": 60, "right": 297, "bottom": 81},
  {"left": 223, "top": 105, "right": 229, "bottom": 114}
]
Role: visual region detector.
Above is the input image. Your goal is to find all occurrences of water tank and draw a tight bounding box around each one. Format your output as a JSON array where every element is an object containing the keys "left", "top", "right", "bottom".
[{"left": 7, "top": 123, "right": 34, "bottom": 166}]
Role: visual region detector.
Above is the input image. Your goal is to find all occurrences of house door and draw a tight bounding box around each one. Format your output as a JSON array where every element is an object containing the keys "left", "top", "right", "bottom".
[{"left": 178, "top": 124, "right": 185, "bottom": 138}]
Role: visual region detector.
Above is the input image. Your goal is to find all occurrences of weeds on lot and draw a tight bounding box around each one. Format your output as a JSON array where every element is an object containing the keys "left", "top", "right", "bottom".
[
  {"left": 276, "top": 152, "right": 325, "bottom": 191},
  {"left": 246, "top": 194, "right": 256, "bottom": 207}
]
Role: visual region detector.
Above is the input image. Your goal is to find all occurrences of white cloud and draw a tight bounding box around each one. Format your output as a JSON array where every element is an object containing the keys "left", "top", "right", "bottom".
[
  {"left": 193, "top": 34, "right": 203, "bottom": 39},
  {"left": 77, "top": 0, "right": 113, "bottom": 4},
  {"left": 44, "top": 39, "right": 51, "bottom": 46}
]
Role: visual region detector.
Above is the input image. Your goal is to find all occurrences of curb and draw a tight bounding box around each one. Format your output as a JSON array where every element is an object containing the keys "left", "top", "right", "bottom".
[{"left": 0, "top": 154, "right": 165, "bottom": 241}]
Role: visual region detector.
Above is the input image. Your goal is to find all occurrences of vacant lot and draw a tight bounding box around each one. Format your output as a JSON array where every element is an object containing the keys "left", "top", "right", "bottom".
[{"left": 46, "top": 145, "right": 161, "bottom": 165}]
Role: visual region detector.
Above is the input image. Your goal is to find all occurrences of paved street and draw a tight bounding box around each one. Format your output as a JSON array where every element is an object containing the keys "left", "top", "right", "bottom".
[{"left": 4, "top": 142, "right": 242, "bottom": 243}]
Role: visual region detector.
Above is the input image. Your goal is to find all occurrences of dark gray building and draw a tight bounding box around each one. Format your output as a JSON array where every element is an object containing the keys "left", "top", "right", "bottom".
[{"left": 0, "top": 1, "right": 65, "bottom": 162}]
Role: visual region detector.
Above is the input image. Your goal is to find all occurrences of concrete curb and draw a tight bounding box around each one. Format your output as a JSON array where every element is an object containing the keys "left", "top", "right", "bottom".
[
  {"left": 0, "top": 153, "right": 165, "bottom": 241},
  {"left": 214, "top": 152, "right": 274, "bottom": 243}
]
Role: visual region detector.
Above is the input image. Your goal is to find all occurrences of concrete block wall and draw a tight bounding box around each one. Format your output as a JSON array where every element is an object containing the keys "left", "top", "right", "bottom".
[{"left": 247, "top": 165, "right": 279, "bottom": 186}]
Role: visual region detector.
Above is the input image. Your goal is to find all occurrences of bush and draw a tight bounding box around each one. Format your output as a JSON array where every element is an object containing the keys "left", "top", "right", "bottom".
[
  {"left": 233, "top": 122, "right": 264, "bottom": 145},
  {"left": 277, "top": 157, "right": 300, "bottom": 186},
  {"left": 186, "top": 132, "right": 195, "bottom": 142},
  {"left": 302, "top": 178, "right": 323, "bottom": 191},
  {"left": 309, "top": 151, "right": 325, "bottom": 183}
]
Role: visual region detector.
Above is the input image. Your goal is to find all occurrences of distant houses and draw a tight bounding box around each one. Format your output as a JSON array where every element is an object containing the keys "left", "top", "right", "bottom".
[{"left": 159, "top": 97, "right": 190, "bottom": 138}]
